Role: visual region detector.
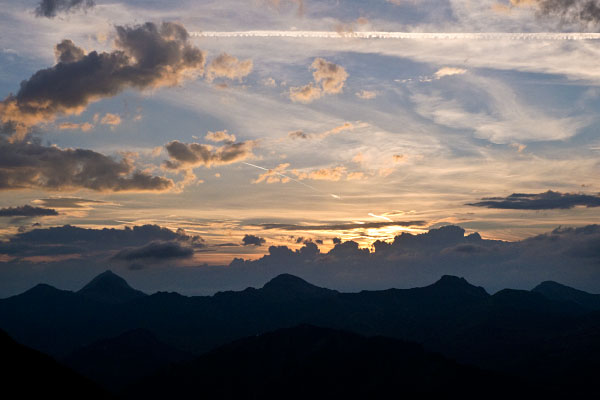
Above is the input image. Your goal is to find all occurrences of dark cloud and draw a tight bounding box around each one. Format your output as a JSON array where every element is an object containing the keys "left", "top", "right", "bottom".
[
  {"left": 222, "top": 224, "right": 600, "bottom": 293},
  {"left": 0, "top": 22, "right": 205, "bottom": 131},
  {"left": 0, "top": 224, "right": 204, "bottom": 258},
  {"left": 54, "top": 39, "right": 85, "bottom": 64},
  {"left": 242, "top": 234, "right": 266, "bottom": 246},
  {"left": 468, "top": 190, "right": 600, "bottom": 210},
  {"left": 288, "top": 130, "right": 308, "bottom": 139},
  {"left": 332, "top": 237, "right": 342, "bottom": 244},
  {"left": 514, "top": 0, "right": 600, "bottom": 25},
  {"left": 35, "top": 197, "right": 106, "bottom": 208},
  {"left": 36, "top": 0, "right": 95, "bottom": 18},
  {"left": 164, "top": 140, "right": 254, "bottom": 170},
  {"left": 112, "top": 241, "right": 194, "bottom": 261},
  {"left": 0, "top": 205, "right": 58, "bottom": 217},
  {"left": 0, "top": 139, "right": 173, "bottom": 192},
  {"left": 257, "top": 220, "right": 426, "bottom": 231},
  {"left": 2, "top": 225, "right": 600, "bottom": 296}
]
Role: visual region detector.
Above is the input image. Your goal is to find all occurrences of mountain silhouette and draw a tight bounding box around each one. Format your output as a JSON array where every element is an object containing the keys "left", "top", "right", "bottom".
[
  {"left": 533, "top": 280, "right": 600, "bottom": 311},
  {"left": 260, "top": 273, "right": 338, "bottom": 299},
  {"left": 127, "top": 325, "right": 537, "bottom": 400},
  {"left": 1, "top": 271, "right": 599, "bottom": 394},
  {"left": 78, "top": 270, "right": 146, "bottom": 304},
  {"left": 64, "top": 328, "right": 193, "bottom": 392},
  {"left": 1, "top": 329, "right": 112, "bottom": 399}
]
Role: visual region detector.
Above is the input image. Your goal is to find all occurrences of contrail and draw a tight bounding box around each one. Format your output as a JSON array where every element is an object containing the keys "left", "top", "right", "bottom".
[
  {"left": 191, "top": 31, "right": 600, "bottom": 40},
  {"left": 368, "top": 213, "right": 393, "bottom": 222},
  {"left": 242, "top": 162, "right": 341, "bottom": 199}
]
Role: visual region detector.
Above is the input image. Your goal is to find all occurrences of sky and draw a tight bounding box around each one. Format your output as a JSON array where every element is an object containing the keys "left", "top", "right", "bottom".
[{"left": 0, "top": 0, "right": 599, "bottom": 296}]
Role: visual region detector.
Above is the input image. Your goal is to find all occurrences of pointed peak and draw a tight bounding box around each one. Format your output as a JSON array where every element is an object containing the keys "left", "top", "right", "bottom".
[
  {"left": 78, "top": 270, "right": 146, "bottom": 304},
  {"left": 80, "top": 270, "right": 128, "bottom": 289}
]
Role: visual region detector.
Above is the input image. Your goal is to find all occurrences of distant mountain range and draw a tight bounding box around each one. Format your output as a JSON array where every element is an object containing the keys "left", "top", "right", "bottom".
[
  {"left": 1, "top": 271, "right": 600, "bottom": 396},
  {"left": 126, "top": 324, "right": 537, "bottom": 399},
  {"left": 1, "top": 328, "right": 112, "bottom": 399}
]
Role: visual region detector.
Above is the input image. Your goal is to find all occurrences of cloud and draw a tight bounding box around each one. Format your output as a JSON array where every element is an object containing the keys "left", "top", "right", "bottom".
[
  {"left": 288, "top": 122, "right": 355, "bottom": 140},
  {"left": 311, "top": 58, "right": 348, "bottom": 94},
  {"left": 468, "top": 190, "right": 600, "bottom": 210},
  {"left": 347, "top": 171, "right": 366, "bottom": 180},
  {"left": 112, "top": 241, "right": 194, "bottom": 261},
  {"left": 393, "top": 154, "right": 405, "bottom": 163},
  {"left": 54, "top": 39, "right": 85, "bottom": 63},
  {"left": 0, "top": 224, "right": 204, "bottom": 259},
  {"left": 100, "top": 113, "right": 121, "bottom": 126},
  {"left": 58, "top": 122, "right": 94, "bottom": 131},
  {"left": 205, "top": 130, "right": 236, "bottom": 143},
  {"left": 263, "top": 77, "right": 277, "bottom": 87},
  {"left": 0, "top": 139, "right": 173, "bottom": 192},
  {"left": 289, "top": 58, "right": 348, "bottom": 103},
  {"left": 256, "top": 220, "right": 426, "bottom": 231},
  {"left": 164, "top": 140, "right": 254, "bottom": 170},
  {"left": 294, "top": 166, "right": 347, "bottom": 181},
  {"left": 3, "top": 224, "right": 600, "bottom": 296},
  {"left": 265, "top": 0, "right": 305, "bottom": 15},
  {"left": 511, "top": 0, "right": 600, "bottom": 25},
  {"left": 223, "top": 224, "right": 600, "bottom": 293},
  {"left": 288, "top": 130, "right": 308, "bottom": 139},
  {"left": 33, "top": 197, "right": 106, "bottom": 208},
  {"left": 0, "top": 22, "right": 205, "bottom": 133},
  {"left": 434, "top": 67, "right": 467, "bottom": 79},
  {"left": 355, "top": 90, "right": 377, "bottom": 100},
  {"left": 253, "top": 163, "right": 291, "bottom": 184},
  {"left": 0, "top": 205, "right": 58, "bottom": 217},
  {"left": 206, "top": 53, "right": 253, "bottom": 82},
  {"left": 35, "top": 0, "right": 94, "bottom": 18},
  {"left": 289, "top": 83, "right": 323, "bottom": 103},
  {"left": 242, "top": 234, "right": 266, "bottom": 246}
]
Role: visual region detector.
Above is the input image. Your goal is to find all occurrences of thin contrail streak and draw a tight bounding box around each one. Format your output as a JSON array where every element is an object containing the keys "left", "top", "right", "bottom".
[
  {"left": 191, "top": 31, "right": 600, "bottom": 40},
  {"left": 242, "top": 162, "right": 340, "bottom": 199}
]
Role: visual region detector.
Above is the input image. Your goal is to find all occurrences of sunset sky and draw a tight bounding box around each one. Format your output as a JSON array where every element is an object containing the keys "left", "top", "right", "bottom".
[{"left": 1, "top": 0, "right": 599, "bottom": 295}]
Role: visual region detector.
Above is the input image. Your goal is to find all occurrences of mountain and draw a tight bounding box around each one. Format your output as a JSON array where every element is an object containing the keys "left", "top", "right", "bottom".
[
  {"left": 78, "top": 270, "right": 147, "bottom": 304},
  {"left": 260, "top": 273, "right": 337, "bottom": 299},
  {"left": 0, "top": 271, "right": 147, "bottom": 356},
  {"left": 533, "top": 281, "right": 600, "bottom": 311},
  {"left": 1, "top": 271, "right": 599, "bottom": 394},
  {"left": 128, "top": 325, "right": 537, "bottom": 400},
  {"left": 1, "top": 329, "right": 112, "bottom": 399},
  {"left": 64, "top": 329, "right": 193, "bottom": 392}
]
